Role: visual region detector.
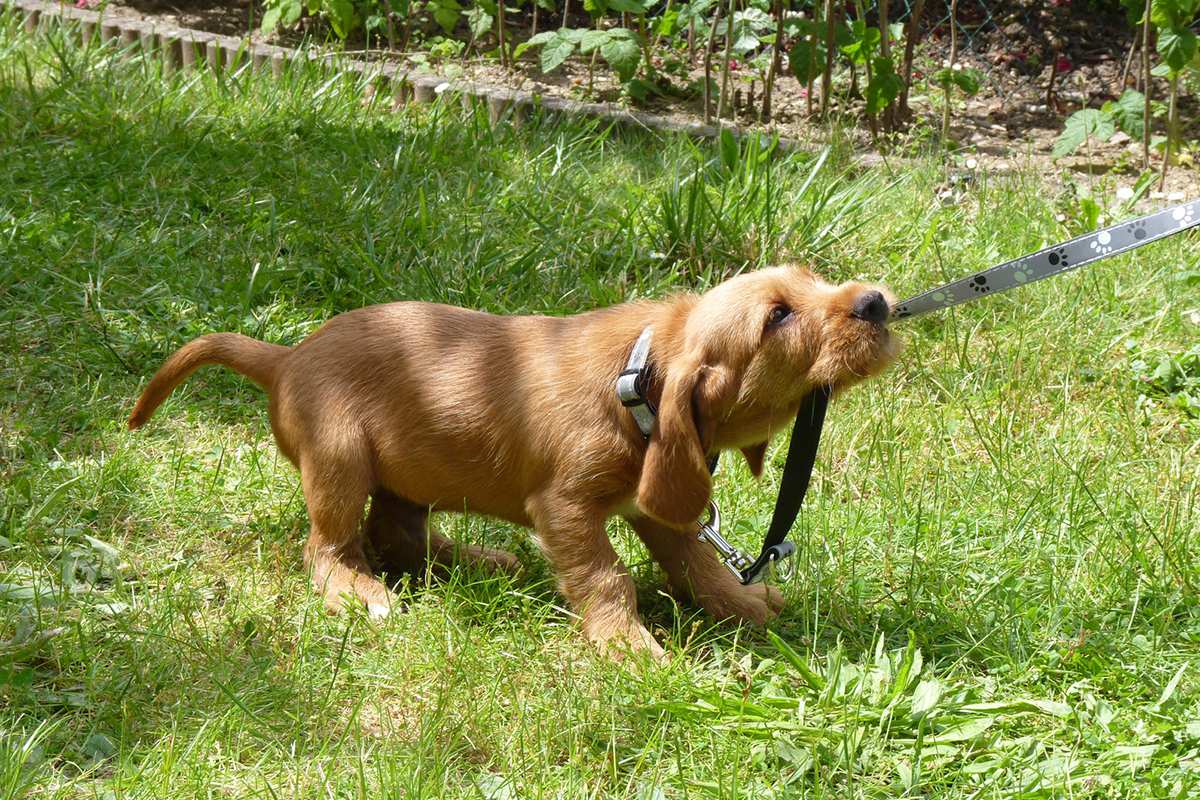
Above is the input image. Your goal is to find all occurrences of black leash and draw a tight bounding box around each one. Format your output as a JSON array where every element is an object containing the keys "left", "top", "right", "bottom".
[
  {"left": 698, "top": 385, "right": 829, "bottom": 584},
  {"left": 740, "top": 385, "right": 830, "bottom": 584}
]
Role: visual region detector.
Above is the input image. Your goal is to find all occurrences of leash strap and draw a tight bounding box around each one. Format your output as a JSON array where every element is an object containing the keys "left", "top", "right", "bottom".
[
  {"left": 738, "top": 385, "right": 831, "bottom": 584},
  {"left": 894, "top": 199, "right": 1199, "bottom": 319}
]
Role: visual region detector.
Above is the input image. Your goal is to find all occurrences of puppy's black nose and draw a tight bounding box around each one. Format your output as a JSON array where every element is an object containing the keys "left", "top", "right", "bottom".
[{"left": 851, "top": 290, "right": 889, "bottom": 324}]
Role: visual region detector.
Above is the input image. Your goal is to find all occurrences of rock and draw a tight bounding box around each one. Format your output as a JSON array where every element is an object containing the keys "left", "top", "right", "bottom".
[
  {"left": 1110, "top": 131, "right": 1131, "bottom": 145},
  {"left": 936, "top": 187, "right": 961, "bottom": 207}
]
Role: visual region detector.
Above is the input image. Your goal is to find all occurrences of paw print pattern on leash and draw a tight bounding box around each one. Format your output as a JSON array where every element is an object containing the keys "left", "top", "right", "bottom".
[
  {"left": 1089, "top": 230, "right": 1114, "bottom": 255},
  {"left": 893, "top": 200, "right": 1197, "bottom": 320}
]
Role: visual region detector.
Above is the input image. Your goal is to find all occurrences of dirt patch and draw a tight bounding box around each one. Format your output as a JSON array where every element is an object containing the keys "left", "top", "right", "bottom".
[{"left": 106, "top": 0, "right": 257, "bottom": 36}]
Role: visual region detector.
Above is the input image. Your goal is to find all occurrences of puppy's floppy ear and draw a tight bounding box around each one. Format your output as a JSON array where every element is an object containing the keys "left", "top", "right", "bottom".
[
  {"left": 637, "top": 352, "right": 736, "bottom": 528},
  {"left": 739, "top": 442, "right": 768, "bottom": 477}
]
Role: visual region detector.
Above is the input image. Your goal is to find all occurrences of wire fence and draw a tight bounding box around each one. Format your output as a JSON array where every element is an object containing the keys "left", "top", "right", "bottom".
[{"left": 878, "top": 0, "right": 1139, "bottom": 88}]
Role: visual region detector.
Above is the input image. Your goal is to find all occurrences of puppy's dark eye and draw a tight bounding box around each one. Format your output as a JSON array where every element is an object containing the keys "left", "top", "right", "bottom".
[{"left": 766, "top": 304, "right": 792, "bottom": 328}]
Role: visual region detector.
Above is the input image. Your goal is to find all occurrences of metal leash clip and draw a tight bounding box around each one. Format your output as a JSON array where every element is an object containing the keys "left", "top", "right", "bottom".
[
  {"left": 696, "top": 501, "right": 754, "bottom": 583},
  {"left": 697, "top": 501, "right": 797, "bottom": 585}
]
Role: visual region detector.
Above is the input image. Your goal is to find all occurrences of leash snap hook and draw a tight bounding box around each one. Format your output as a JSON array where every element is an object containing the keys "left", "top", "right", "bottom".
[{"left": 696, "top": 501, "right": 754, "bottom": 583}]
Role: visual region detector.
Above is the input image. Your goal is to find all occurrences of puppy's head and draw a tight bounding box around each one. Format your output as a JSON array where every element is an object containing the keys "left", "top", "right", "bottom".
[{"left": 638, "top": 266, "right": 899, "bottom": 527}]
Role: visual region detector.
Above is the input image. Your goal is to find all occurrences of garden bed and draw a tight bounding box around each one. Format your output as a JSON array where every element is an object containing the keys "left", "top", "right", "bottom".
[{"left": 6, "top": 0, "right": 1199, "bottom": 201}]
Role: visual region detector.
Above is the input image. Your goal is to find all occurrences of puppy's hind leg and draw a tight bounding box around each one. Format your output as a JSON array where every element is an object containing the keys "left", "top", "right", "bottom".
[
  {"left": 364, "top": 490, "right": 430, "bottom": 578},
  {"left": 365, "top": 489, "right": 521, "bottom": 578},
  {"left": 300, "top": 452, "right": 394, "bottom": 618},
  {"left": 626, "top": 514, "right": 784, "bottom": 626}
]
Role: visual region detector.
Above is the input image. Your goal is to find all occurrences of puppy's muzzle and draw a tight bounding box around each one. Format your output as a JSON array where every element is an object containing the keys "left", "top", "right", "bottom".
[{"left": 850, "top": 290, "right": 889, "bottom": 324}]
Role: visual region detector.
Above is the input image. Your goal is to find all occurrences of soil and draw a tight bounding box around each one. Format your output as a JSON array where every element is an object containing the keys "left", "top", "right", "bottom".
[{"left": 95, "top": 0, "right": 1200, "bottom": 200}]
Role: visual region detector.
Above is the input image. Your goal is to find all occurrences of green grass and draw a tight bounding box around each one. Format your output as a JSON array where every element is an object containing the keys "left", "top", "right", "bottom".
[{"left": 2, "top": 12, "right": 1200, "bottom": 798}]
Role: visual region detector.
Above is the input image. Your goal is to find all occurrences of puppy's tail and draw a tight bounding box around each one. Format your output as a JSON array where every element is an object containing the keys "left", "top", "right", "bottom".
[{"left": 127, "top": 333, "right": 291, "bottom": 430}]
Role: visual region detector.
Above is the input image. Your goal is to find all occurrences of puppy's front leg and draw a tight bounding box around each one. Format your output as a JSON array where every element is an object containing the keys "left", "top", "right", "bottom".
[
  {"left": 529, "top": 493, "right": 665, "bottom": 660},
  {"left": 627, "top": 514, "right": 784, "bottom": 625}
]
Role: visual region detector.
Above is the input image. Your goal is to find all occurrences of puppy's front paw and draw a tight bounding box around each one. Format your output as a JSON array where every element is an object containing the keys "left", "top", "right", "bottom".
[
  {"left": 702, "top": 582, "right": 784, "bottom": 626},
  {"left": 583, "top": 617, "right": 667, "bottom": 662}
]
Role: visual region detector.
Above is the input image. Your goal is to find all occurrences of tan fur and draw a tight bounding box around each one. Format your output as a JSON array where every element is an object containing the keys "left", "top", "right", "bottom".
[{"left": 128, "top": 266, "right": 898, "bottom": 658}]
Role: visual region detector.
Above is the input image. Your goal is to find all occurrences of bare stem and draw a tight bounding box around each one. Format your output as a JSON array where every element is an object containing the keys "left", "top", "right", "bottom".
[
  {"left": 497, "top": 0, "right": 507, "bottom": 68},
  {"left": 588, "top": 46, "right": 598, "bottom": 97},
  {"left": 761, "top": 0, "right": 784, "bottom": 122},
  {"left": 1159, "top": 74, "right": 1178, "bottom": 191},
  {"left": 703, "top": 0, "right": 722, "bottom": 124},
  {"left": 1045, "top": 51, "right": 1058, "bottom": 108},
  {"left": 716, "top": 0, "right": 736, "bottom": 121},
  {"left": 1142, "top": 0, "right": 1152, "bottom": 169},
  {"left": 639, "top": 15, "right": 654, "bottom": 79},
  {"left": 1118, "top": 34, "right": 1136, "bottom": 95},
  {"left": 941, "top": 0, "right": 957, "bottom": 146},
  {"left": 898, "top": 0, "right": 925, "bottom": 120},
  {"left": 878, "top": 0, "right": 891, "bottom": 130},
  {"left": 820, "top": 0, "right": 835, "bottom": 117}
]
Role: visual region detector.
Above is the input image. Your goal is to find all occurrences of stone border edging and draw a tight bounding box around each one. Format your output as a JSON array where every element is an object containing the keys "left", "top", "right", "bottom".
[{"left": 4, "top": 0, "right": 810, "bottom": 150}]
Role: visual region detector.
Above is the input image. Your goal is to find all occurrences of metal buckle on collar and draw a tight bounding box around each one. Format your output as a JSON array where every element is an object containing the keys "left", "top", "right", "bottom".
[
  {"left": 696, "top": 501, "right": 795, "bottom": 585},
  {"left": 617, "top": 327, "right": 656, "bottom": 439}
]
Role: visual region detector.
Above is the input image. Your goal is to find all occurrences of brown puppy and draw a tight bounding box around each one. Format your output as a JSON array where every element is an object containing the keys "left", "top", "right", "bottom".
[{"left": 128, "top": 266, "right": 897, "bottom": 657}]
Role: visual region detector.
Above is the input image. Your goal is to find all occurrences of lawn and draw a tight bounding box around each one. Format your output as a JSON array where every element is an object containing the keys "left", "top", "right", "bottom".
[{"left": 2, "top": 12, "right": 1199, "bottom": 798}]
